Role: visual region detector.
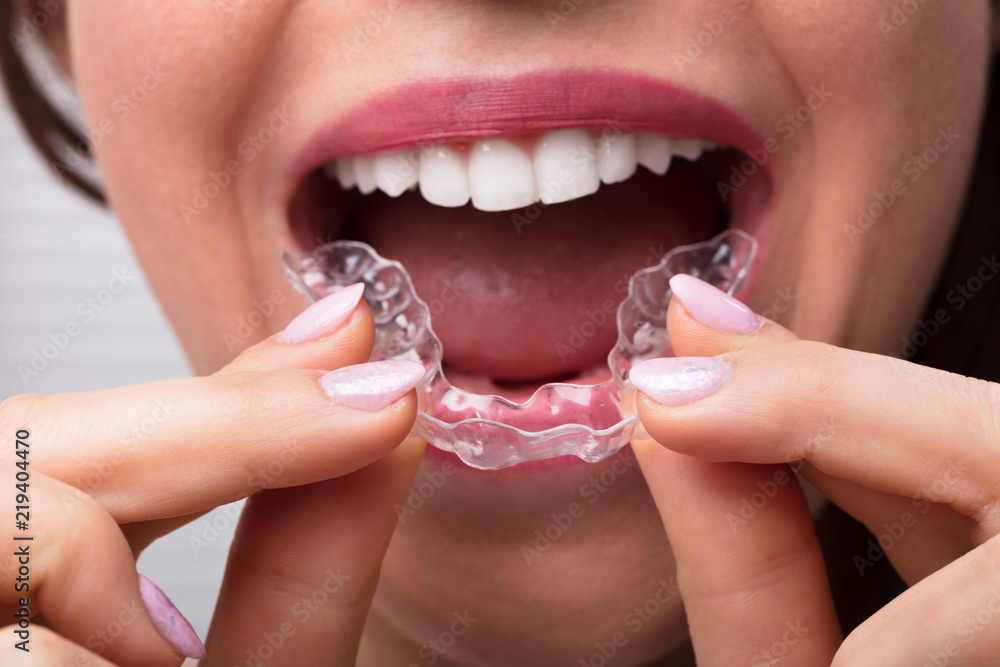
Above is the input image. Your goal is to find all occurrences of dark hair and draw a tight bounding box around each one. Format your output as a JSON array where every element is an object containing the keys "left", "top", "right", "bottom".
[
  {"left": 1, "top": 1, "right": 998, "bottom": 382},
  {"left": 912, "top": 60, "right": 1000, "bottom": 382},
  {"left": 1, "top": 0, "right": 104, "bottom": 203}
]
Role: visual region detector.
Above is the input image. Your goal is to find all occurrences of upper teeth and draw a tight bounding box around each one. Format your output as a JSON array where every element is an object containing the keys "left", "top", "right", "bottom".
[{"left": 323, "top": 130, "right": 717, "bottom": 212}]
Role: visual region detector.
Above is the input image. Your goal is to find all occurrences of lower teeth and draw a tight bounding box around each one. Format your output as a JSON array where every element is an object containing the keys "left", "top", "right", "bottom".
[{"left": 282, "top": 229, "right": 756, "bottom": 470}]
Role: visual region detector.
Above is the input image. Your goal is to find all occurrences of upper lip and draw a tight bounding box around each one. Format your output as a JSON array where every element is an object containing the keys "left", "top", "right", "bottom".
[{"left": 278, "top": 68, "right": 775, "bottom": 211}]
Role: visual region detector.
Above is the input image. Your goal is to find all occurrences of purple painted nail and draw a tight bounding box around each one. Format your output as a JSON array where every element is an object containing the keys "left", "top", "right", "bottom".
[
  {"left": 280, "top": 283, "right": 365, "bottom": 344},
  {"left": 138, "top": 574, "right": 207, "bottom": 660},
  {"left": 320, "top": 359, "right": 426, "bottom": 411},
  {"left": 669, "top": 274, "right": 761, "bottom": 334},
  {"left": 629, "top": 357, "right": 732, "bottom": 406}
]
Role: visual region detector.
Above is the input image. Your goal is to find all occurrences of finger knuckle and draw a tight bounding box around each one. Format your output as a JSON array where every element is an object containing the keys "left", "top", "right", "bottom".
[
  {"left": 783, "top": 342, "right": 850, "bottom": 407},
  {"left": 220, "top": 371, "right": 281, "bottom": 416}
]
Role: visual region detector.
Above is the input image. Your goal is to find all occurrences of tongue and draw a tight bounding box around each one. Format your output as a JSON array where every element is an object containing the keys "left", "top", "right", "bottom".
[{"left": 352, "top": 165, "right": 720, "bottom": 383}]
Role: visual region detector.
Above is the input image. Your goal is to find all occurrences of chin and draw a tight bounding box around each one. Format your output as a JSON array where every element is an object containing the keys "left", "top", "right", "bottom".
[{"left": 370, "top": 448, "right": 689, "bottom": 666}]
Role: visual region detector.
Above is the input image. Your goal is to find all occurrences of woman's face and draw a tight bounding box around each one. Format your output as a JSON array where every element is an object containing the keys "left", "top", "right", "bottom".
[{"left": 61, "top": 1, "right": 991, "bottom": 663}]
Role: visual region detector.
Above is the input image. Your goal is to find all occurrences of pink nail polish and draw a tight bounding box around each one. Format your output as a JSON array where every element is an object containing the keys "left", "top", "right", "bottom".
[
  {"left": 138, "top": 574, "right": 207, "bottom": 660},
  {"left": 629, "top": 357, "right": 731, "bottom": 406},
  {"left": 280, "top": 283, "right": 365, "bottom": 344},
  {"left": 669, "top": 274, "right": 761, "bottom": 334},
  {"left": 320, "top": 359, "right": 426, "bottom": 411}
]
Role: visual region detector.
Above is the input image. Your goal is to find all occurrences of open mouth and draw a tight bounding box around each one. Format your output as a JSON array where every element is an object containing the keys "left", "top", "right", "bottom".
[{"left": 281, "top": 71, "right": 774, "bottom": 466}]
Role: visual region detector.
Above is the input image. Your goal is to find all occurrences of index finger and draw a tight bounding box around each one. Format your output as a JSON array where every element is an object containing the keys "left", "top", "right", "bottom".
[
  {"left": 632, "top": 438, "right": 841, "bottom": 666},
  {"left": 633, "top": 340, "right": 1000, "bottom": 535},
  {"left": 0, "top": 359, "right": 422, "bottom": 523}
]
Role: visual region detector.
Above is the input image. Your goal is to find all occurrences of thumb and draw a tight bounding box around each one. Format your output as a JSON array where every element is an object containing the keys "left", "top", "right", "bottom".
[{"left": 665, "top": 273, "right": 799, "bottom": 358}]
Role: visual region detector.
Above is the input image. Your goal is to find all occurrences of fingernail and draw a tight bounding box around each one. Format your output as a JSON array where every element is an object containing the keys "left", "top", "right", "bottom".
[
  {"left": 629, "top": 357, "right": 732, "bottom": 406},
  {"left": 138, "top": 574, "right": 207, "bottom": 660},
  {"left": 669, "top": 274, "right": 761, "bottom": 334},
  {"left": 320, "top": 359, "right": 426, "bottom": 411},
  {"left": 280, "top": 283, "right": 366, "bottom": 344}
]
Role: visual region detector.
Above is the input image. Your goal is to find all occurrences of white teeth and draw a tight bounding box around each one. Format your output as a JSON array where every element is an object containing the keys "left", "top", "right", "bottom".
[
  {"left": 468, "top": 139, "right": 538, "bottom": 212},
  {"left": 598, "top": 133, "right": 638, "bottom": 185},
  {"left": 374, "top": 151, "right": 419, "bottom": 197},
  {"left": 419, "top": 146, "right": 470, "bottom": 207},
  {"left": 636, "top": 134, "right": 672, "bottom": 176},
  {"left": 326, "top": 131, "right": 721, "bottom": 211},
  {"left": 353, "top": 156, "right": 377, "bottom": 195},
  {"left": 333, "top": 159, "right": 356, "bottom": 189},
  {"left": 672, "top": 138, "right": 708, "bottom": 162},
  {"left": 533, "top": 129, "right": 601, "bottom": 205}
]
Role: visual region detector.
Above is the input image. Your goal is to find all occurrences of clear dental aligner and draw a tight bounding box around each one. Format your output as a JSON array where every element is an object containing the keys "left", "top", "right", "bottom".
[{"left": 282, "top": 229, "right": 756, "bottom": 470}]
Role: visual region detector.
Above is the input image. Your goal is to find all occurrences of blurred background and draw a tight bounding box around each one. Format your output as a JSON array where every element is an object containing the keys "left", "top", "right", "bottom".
[{"left": 0, "top": 82, "right": 239, "bottom": 656}]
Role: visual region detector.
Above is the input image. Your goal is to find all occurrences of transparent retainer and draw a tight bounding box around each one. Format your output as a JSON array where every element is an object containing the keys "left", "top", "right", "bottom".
[{"left": 282, "top": 229, "right": 756, "bottom": 470}]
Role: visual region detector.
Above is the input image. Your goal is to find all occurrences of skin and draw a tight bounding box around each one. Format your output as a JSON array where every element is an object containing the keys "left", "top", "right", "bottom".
[{"left": 1, "top": 0, "right": 997, "bottom": 664}]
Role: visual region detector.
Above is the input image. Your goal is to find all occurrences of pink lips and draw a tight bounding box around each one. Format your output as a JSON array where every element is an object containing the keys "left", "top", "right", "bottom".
[
  {"left": 282, "top": 69, "right": 771, "bottom": 203},
  {"left": 279, "top": 70, "right": 776, "bottom": 471}
]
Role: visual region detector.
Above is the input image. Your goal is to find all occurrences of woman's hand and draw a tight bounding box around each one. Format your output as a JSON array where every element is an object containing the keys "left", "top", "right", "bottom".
[
  {"left": 0, "top": 286, "right": 425, "bottom": 666},
  {"left": 631, "top": 274, "right": 1000, "bottom": 666}
]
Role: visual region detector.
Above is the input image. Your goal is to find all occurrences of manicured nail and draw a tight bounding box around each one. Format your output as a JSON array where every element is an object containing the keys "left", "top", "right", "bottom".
[
  {"left": 280, "top": 283, "right": 365, "bottom": 344},
  {"left": 669, "top": 274, "right": 761, "bottom": 334},
  {"left": 320, "top": 359, "right": 426, "bottom": 411},
  {"left": 138, "top": 574, "right": 207, "bottom": 660},
  {"left": 629, "top": 357, "right": 732, "bottom": 406}
]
